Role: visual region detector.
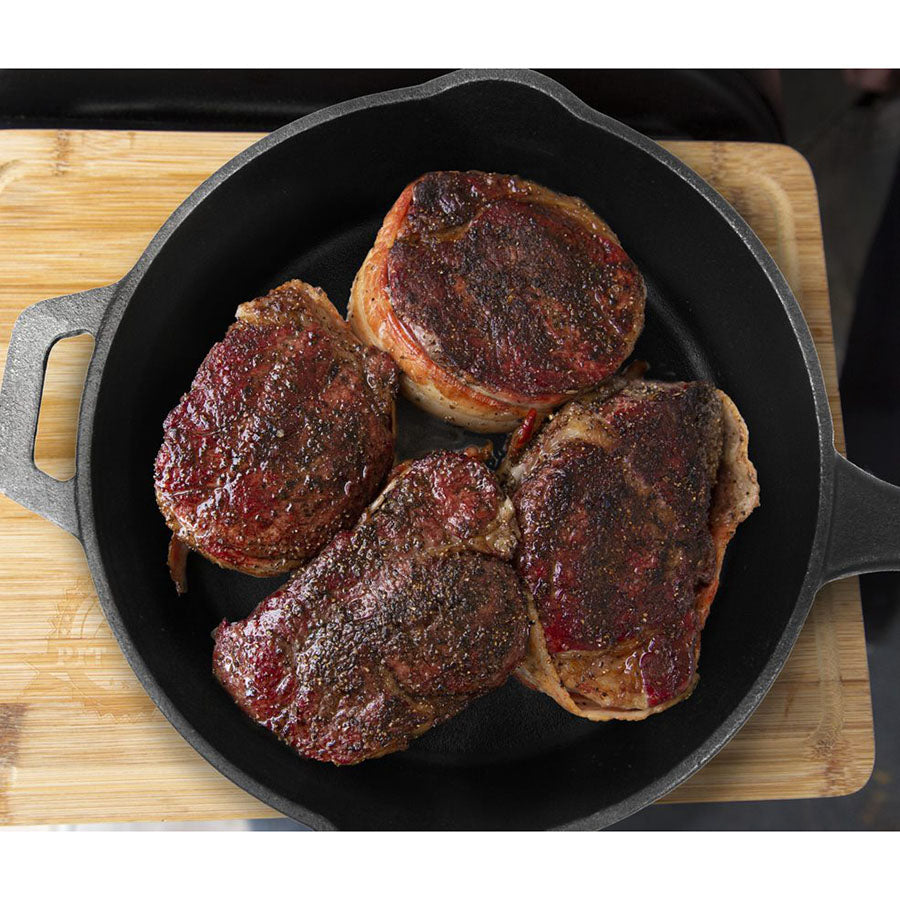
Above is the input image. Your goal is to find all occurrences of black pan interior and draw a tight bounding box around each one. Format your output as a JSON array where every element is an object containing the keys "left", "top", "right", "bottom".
[{"left": 88, "top": 79, "right": 822, "bottom": 829}]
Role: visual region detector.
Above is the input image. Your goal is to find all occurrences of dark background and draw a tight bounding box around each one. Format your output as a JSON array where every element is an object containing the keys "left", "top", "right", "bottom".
[{"left": 3, "top": 69, "right": 896, "bottom": 830}]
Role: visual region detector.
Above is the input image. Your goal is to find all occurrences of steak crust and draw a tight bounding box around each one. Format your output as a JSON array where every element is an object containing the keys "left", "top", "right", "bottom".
[
  {"left": 349, "top": 171, "right": 646, "bottom": 431},
  {"left": 154, "top": 280, "right": 398, "bottom": 581},
  {"left": 505, "top": 374, "right": 759, "bottom": 719},
  {"left": 212, "top": 450, "right": 529, "bottom": 764}
]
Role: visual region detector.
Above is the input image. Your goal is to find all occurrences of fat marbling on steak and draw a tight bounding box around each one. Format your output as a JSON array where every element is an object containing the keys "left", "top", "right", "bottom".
[
  {"left": 349, "top": 171, "right": 646, "bottom": 432},
  {"left": 504, "top": 373, "right": 759, "bottom": 719},
  {"left": 154, "top": 280, "right": 398, "bottom": 588},
  {"left": 212, "top": 449, "right": 529, "bottom": 764}
]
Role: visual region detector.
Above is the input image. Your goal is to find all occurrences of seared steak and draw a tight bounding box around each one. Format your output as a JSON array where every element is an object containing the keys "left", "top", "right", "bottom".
[
  {"left": 155, "top": 280, "right": 398, "bottom": 585},
  {"left": 349, "top": 171, "right": 646, "bottom": 432},
  {"left": 505, "top": 374, "right": 759, "bottom": 719},
  {"left": 212, "top": 449, "right": 529, "bottom": 764}
]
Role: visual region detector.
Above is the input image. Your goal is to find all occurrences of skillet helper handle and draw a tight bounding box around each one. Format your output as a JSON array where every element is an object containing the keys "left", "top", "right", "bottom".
[
  {"left": 821, "top": 450, "right": 900, "bottom": 583},
  {"left": 0, "top": 284, "right": 115, "bottom": 538}
]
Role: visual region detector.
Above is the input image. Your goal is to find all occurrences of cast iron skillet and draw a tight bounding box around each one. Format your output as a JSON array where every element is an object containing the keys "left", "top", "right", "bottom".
[{"left": 1, "top": 70, "right": 899, "bottom": 830}]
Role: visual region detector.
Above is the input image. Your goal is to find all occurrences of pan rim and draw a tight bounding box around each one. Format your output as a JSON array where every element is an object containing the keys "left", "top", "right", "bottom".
[{"left": 75, "top": 68, "right": 836, "bottom": 830}]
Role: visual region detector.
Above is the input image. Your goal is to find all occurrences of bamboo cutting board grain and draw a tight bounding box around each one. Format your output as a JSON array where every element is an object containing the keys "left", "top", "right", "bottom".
[{"left": 0, "top": 132, "right": 874, "bottom": 825}]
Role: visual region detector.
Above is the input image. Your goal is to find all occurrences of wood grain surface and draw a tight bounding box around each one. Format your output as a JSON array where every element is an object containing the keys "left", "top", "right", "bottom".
[{"left": 0, "top": 132, "right": 874, "bottom": 825}]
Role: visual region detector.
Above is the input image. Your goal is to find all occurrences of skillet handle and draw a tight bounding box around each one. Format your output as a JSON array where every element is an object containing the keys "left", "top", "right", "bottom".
[
  {"left": 821, "top": 450, "right": 900, "bottom": 584},
  {"left": 0, "top": 284, "right": 115, "bottom": 538}
]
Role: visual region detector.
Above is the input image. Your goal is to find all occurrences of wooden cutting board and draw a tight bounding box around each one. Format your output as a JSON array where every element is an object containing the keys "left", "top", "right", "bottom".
[{"left": 0, "top": 132, "right": 874, "bottom": 825}]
